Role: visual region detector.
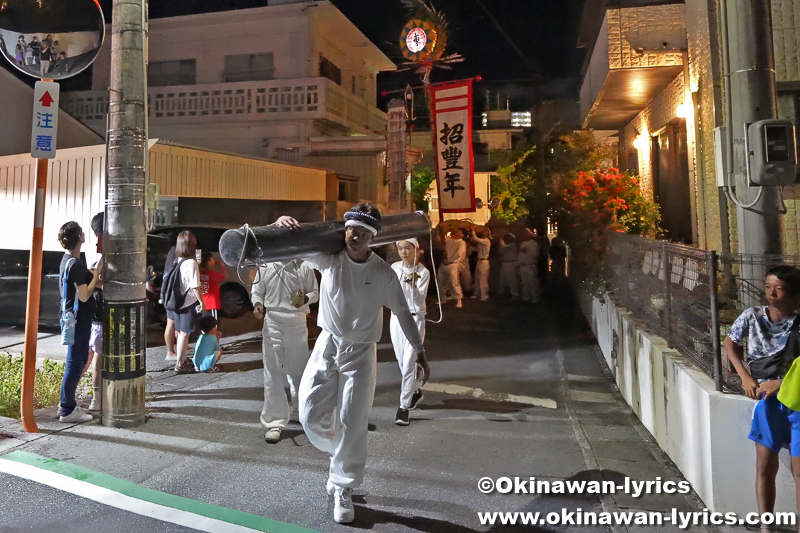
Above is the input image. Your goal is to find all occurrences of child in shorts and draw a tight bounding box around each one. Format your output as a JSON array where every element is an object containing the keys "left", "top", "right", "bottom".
[
  {"left": 193, "top": 315, "right": 223, "bottom": 373},
  {"left": 724, "top": 265, "right": 800, "bottom": 532}
]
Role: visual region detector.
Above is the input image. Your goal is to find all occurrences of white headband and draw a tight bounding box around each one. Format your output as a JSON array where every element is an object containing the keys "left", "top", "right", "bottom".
[
  {"left": 396, "top": 237, "right": 418, "bottom": 248},
  {"left": 345, "top": 219, "right": 378, "bottom": 236}
]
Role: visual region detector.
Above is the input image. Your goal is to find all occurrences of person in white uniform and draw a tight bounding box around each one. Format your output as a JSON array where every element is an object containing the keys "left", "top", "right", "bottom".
[
  {"left": 437, "top": 228, "right": 466, "bottom": 308},
  {"left": 390, "top": 238, "right": 430, "bottom": 426},
  {"left": 517, "top": 228, "right": 540, "bottom": 303},
  {"left": 469, "top": 227, "right": 491, "bottom": 301},
  {"left": 459, "top": 237, "right": 473, "bottom": 296},
  {"left": 251, "top": 259, "right": 319, "bottom": 444},
  {"left": 273, "top": 204, "right": 429, "bottom": 525},
  {"left": 498, "top": 233, "right": 520, "bottom": 300}
]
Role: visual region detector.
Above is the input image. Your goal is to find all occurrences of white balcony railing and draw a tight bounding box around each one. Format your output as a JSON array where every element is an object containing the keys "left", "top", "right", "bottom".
[{"left": 60, "top": 77, "right": 386, "bottom": 135}]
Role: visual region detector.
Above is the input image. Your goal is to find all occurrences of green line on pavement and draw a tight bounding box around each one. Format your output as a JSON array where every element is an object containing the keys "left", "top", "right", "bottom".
[{"left": 1, "top": 451, "right": 320, "bottom": 533}]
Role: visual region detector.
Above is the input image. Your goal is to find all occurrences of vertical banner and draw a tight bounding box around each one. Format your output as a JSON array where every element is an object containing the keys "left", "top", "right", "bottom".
[{"left": 430, "top": 79, "right": 475, "bottom": 213}]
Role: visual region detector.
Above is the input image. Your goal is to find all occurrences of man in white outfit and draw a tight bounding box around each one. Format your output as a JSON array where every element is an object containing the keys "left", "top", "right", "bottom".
[
  {"left": 251, "top": 259, "right": 319, "bottom": 444},
  {"left": 498, "top": 233, "right": 520, "bottom": 300},
  {"left": 469, "top": 227, "right": 491, "bottom": 301},
  {"left": 517, "top": 229, "right": 540, "bottom": 303},
  {"left": 390, "top": 238, "right": 430, "bottom": 426},
  {"left": 437, "top": 228, "right": 466, "bottom": 308},
  {"left": 274, "top": 204, "right": 429, "bottom": 525}
]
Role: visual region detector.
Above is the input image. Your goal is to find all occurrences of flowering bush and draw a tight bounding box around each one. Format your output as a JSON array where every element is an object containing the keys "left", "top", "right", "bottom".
[
  {"left": 558, "top": 166, "right": 660, "bottom": 236},
  {"left": 552, "top": 165, "right": 660, "bottom": 293}
]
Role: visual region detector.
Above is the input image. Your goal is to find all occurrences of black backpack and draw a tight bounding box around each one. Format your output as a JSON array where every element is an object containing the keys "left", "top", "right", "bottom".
[{"left": 160, "top": 258, "right": 188, "bottom": 312}]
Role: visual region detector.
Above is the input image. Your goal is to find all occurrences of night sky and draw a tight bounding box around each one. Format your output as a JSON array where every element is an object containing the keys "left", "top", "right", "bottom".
[
  {"left": 4, "top": 0, "right": 588, "bottom": 111},
  {"left": 145, "top": 0, "right": 587, "bottom": 110}
]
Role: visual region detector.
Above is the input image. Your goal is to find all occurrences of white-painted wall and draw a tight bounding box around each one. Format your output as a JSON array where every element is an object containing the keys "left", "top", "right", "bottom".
[{"left": 591, "top": 296, "right": 797, "bottom": 513}]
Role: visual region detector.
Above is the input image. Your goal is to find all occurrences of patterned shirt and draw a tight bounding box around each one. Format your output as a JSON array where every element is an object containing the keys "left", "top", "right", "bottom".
[{"left": 727, "top": 306, "right": 797, "bottom": 361}]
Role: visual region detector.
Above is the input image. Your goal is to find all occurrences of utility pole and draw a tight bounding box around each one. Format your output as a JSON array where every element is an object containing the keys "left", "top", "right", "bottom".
[
  {"left": 724, "top": 0, "right": 782, "bottom": 256},
  {"left": 102, "top": 0, "right": 149, "bottom": 427}
]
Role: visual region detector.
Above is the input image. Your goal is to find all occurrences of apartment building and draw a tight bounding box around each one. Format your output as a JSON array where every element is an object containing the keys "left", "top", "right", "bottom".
[{"left": 60, "top": 0, "right": 396, "bottom": 211}]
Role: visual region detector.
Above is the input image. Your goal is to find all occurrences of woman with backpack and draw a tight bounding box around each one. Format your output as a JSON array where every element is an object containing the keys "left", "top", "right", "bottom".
[{"left": 168, "top": 230, "right": 205, "bottom": 373}]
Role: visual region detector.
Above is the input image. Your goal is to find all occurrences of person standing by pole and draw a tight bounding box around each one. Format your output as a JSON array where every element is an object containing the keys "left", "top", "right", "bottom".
[
  {"left": 57, "top": 221, "right": 102, "bottom": 423},
  {"left": 251, "top": 259, "right": 319, "bottom": 444},
  {"left": 83, "top": 212, "right": 106, "bottom": 412},
  {"left": 273, "top": 204, "right": 430, "bottom": 524}
]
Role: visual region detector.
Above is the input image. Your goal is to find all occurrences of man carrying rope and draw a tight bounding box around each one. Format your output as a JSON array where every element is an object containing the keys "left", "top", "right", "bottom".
[{"left": 274, "top": 203, "right": 430, "bottom": 524}]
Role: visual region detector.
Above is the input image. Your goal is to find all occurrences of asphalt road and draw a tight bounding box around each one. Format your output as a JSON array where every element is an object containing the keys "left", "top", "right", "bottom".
[{"left": 0, "top": 285, "right": 741, "bottom": 532}]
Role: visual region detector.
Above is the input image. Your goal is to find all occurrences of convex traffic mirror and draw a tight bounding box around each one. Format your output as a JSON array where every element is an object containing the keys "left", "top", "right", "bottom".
[{"left": 0, "top": 0, "right": 105, "bottom": 80}]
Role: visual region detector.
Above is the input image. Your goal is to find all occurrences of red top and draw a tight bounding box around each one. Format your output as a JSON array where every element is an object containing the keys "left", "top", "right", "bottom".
[{"left": 200, "top": 269, "right": 225, "bottom": 310}]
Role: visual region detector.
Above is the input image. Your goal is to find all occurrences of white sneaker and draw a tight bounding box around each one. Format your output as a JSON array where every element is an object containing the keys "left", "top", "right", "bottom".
[
  {"left": 165, "top": 354, "right": 178, "bottom": 362},
  {"left": 264, "top": 427, "right": 281, "bottom": 443},
  {"left": 88, "top": 398, "right": 100, "bottom": 412},
  {"left": 333, "top": 487, "right": 354, "bottom": 524},
  {"left": 326, "top": 478, "right": 336, "bottom": 496},
  {"left": 59, "top": 407, "right": 93, "bottom": 423}
]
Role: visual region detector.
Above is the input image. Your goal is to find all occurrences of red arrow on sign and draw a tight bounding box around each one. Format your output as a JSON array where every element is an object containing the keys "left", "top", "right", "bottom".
[{"left": 39, "top": 91, "right": 54, "bottom": 107}]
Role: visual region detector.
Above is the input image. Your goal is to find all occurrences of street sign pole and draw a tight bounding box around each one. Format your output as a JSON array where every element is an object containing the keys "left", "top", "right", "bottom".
[{"left": 21, "top": 80, "right": 59, "bottom": 433}]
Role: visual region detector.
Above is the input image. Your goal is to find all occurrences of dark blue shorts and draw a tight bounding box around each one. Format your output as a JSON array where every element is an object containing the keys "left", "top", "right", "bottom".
[{"left": 749, "top": 396, "right": 800, "bottom": 456}]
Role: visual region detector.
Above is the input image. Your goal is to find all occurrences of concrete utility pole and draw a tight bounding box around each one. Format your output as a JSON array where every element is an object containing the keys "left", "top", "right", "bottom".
[
  {"left": 386, "top": 99, "right": 409, "bottom": 213},
  {"left": 724, "top": 0, "right": 782, "bottom": 255},
  {"left": 102, "top": 0, "right": 149, "bottom": 427}
]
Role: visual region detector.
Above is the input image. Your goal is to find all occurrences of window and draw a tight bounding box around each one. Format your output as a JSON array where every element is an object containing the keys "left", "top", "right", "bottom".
[
  {"left": 338, "top": 177, "right": 359, "bottom": 202},
  {"left": 351, "top": 75, "right": 356, "bottom": 94},
  {"left": 148, "top": 60, "right": 196, "bottom": 86},
  {"left": 319, "top": 55, "right": 342, "bottom": 85},
  {"left": 223, "top": 53, "right": 274, "bottom": 82}
]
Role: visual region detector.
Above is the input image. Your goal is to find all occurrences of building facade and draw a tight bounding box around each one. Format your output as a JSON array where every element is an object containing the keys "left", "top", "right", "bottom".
[
  {"left": 579, "top": 0, "right": 800, "bottom": 254},
  {"left": 60, "top": 0, "right": 396, "bottom": 211}
]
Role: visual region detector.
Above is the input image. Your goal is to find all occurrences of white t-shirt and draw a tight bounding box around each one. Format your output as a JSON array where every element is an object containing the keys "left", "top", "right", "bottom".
[
  {"left": 444, "top": 237, "right": 466, "bottom": 265},
  {"left": 251, "top": 260, "right": 319, "bottom": 323},
  {"left": 177, "top": 258, "right": 200, "bottom": 309},
  {"left": 391, "top": 261, "right": 430, "bottom": 316},
  {"left": 518, "top": 240, "right": 539, "bottom": 266},
  {"left": 472, "top": 236, "right": 491, "bottom": 259},
  {"left": 303, "top": 250, "right": 423, "bottom": 351},
  {"left": 499, "top": 242, "right": 518, "bottom": 263}
]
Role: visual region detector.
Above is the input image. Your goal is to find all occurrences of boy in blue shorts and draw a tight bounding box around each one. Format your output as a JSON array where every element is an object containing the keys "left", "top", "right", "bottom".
[
  {"left": 193, "top": 316, "right": 223, "bottom": 373},
  {"left": 724, "top": 265, "right": 800, "bottom": 532}
]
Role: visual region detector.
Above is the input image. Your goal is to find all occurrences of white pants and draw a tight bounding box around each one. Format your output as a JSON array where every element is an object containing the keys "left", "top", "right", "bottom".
[
  {"left": 390, "top": 313, "right": 425, "bottom": 409},
  {"left": 499, "top": 262, "right": 520, "bottom": 299},
  {"left": 459, "top": 261, "right": 473, "bottom": 293},
  {"left": 299, "top": 331, "right": 376, "bottom": 489},
  {"left": 474, "top": 260, "right": 490, "bottom": 300},
  {"left": 437, "top": 263, "right": 462, "bottom": 300},
  {"left": 260, "top": 318, "right": 309, "bottom": 429},
  {"left": 519, "top": 264, "right": 539, "bottom": 303}
]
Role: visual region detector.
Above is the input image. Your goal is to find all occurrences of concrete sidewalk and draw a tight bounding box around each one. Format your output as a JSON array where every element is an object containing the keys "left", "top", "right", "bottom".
[{"left": 0, "top": 295, "right": 763, "bottom": 532}]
